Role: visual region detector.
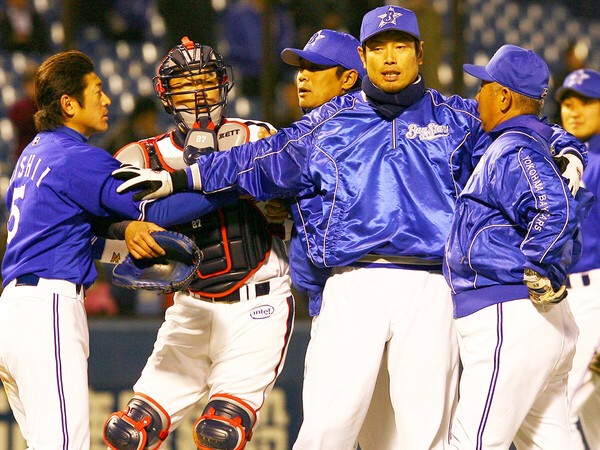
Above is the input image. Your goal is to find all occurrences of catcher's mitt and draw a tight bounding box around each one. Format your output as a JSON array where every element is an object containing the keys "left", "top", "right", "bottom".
[{"left": 112, "top": 230, "right": 202, "bottom": 294}]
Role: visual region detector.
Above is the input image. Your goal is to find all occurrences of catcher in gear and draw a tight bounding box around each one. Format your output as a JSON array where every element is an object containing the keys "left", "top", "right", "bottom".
[{"left": 104, "top": 38, "right": 294, "bottom": 450}]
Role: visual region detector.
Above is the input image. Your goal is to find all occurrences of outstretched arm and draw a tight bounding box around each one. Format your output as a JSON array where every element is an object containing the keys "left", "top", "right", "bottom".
[{"left": 113, "top": 120, "right": 319, "bottom": 201}]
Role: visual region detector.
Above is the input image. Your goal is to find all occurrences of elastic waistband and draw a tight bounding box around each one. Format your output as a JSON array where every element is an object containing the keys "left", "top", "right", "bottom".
[
  {"left": 453, "top": 284, "right": 529, "bottom": 318},
  {"left": 189, "top": 281, "right": 270, "bottom": 303},
  {"left": 9, "top": 275, "right": 84, "bottom": 297},
  {"left": 568, "top": 268, "right": 600, "bottom": 289}
]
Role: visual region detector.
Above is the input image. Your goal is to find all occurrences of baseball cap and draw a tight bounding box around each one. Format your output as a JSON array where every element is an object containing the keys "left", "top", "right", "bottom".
[
  {"left": 281, "top": 29, "right": 366, "bottom": 79},
  {"left": 555, "top": 69, "right": 600, "bottom": 101},
  {"left": 463, "top": 44, "right": 549, "bottom": 99},
  {"left": 360, "top": 5, "right": 420, "bottom": 44}
]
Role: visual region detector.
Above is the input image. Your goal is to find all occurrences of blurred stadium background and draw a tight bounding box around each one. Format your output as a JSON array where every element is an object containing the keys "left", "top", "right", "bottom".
[
  {"left": 0, "top": 0, "right": 599, "bottom": 180},
  {"left": 0, "top": 0, "right": 598, "bottom": 448}
]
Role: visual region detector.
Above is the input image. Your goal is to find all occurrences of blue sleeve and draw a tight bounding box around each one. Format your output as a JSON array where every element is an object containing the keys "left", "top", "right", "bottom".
[
  {"left": 142, "top": 191, "right": 239, "bottom": 226},
  {"left": 91, "top": 237, "right": 105, "bottom": 260},
  {"left": 289, "top": 234, "right": 331, "bottom": 317},
  {"left": 93, "top": 157, "right": 239, "bottom": 225},
  {"left": 494, "top": 147, "right": 579, "bottom": 285},
  {"left": 550, "top": 124, "right": 588, "bottom": 167},
  {"left": 186, "top": 117, "right": 319, "bottom": 200}
]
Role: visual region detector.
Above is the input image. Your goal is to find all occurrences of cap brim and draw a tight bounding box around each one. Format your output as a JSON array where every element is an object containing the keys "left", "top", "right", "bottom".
[
  {"left": 555, "top": 86, "right": 572, "bottom": 102},
  {"left": 280, "top": 48, "right": 340, "bottom": 67},
  {"left": 463, "top": 64, "right": 494, "bottom": 82},
  {"left": 360, "top": 29, "right": 420, "bottom": 45},
  {"left": 554, "top": 85, "right": 600, "bottom": 102}
]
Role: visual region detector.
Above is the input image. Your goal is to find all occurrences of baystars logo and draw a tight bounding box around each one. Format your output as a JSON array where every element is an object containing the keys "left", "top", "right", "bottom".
[
  {"left": 378, "top": 6, "right": 402, "bottom": 28},
  {"left": 405, "top": 123, "right": 450, "bottom": 141},
  {"left": 307, "top": 30, "right": 326, "bottom": 47},
  {"left": 566, "top": 69, "right": 590, "bottom": 87}
]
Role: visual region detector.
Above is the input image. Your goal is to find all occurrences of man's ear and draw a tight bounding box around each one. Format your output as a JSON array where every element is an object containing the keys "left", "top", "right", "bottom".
[
  {"left": 499, "top": 87, "right": 513, "bottom": 113},
  {"left": 60, "top": 94, "right": 76, "bottom": 118},
  {"left": 342, "top": 70, "right": 359, "bottom": 92},
  {"left": 417, "top": 41, "right": 424, "bottom": 66},
  {"left": 358, "top": 45, "right": 366, "bottom": 69}
]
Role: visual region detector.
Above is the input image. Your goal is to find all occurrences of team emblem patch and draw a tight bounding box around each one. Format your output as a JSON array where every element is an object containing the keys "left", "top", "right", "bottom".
[
  {"left": 307, "top": 30, "right": 326, "bottom": 46},
  {"left": 405, "top": 123, "right": 450, "bottom": 141},
  {"left": 566, "top": 69, "right": 590, "bottom": 87},
  {"left": 250, "top": 304, "right": 274, "bottom": 320},
  {"left": 378, "top": 6, "right": 402, "bottom": 28}
]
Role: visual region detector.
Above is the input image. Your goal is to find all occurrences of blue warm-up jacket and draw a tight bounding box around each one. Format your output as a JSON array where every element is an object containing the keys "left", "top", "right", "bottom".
[
  {"left": 444, "top": 115, "right": 590, "bottom": 318},
  {"left": 185, "top": 91, "right": 586, "bottom": 315}
]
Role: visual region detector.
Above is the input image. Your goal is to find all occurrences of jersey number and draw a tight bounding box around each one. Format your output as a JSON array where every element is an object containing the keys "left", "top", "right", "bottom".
[{"left": 7, "top": 185, "right": 25, "bottom": 244}]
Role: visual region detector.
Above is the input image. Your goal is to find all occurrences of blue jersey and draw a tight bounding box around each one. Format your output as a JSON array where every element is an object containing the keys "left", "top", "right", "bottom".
[
  {"left": 571, "top": 133, "right": 600, "bottom": 273},
  {"left": 444, "top": 116, "right": 584, "bottom": 318},
  {"left": 2, "top": 126, "right": 236, "bottom": 288}
]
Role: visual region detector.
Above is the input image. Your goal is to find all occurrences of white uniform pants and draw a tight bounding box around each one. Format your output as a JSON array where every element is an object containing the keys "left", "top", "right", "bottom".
[
  {"left": 0, "top": 279, "right": 89, "bottom": 450},
  {"left": 566, "top": 269, "right": 600, "bottom": 450},
  {"left": 357, "top": 347, "right": 401, "bottom": 450},
  {"left": 133, "top": 274, "right": 294, "bottom": 431},
  {"left": 450, "top": 299, "right": 578, "bottom": 450},
  {"left": 293, "top": 266, "right": 459, "bottom": 450}
]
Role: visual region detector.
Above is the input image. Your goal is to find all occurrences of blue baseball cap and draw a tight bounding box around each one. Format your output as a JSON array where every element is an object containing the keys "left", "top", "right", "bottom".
[
  {"left": 555, "top": 69, "right": 600, "bottom": 101},
  {"left": 463, "top": 44, "right": 549, "bottom": 99},
  {"left": 281, "top": 29, "right": 366, "bottom": 79},
  {"left": 360, "top": 5, "right": 420, "bottom": 44}
]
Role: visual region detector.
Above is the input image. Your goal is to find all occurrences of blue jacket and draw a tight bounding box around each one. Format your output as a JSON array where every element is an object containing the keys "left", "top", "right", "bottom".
[
  {"left": 187, "top": 90, "right": 587, "bottom": 315},
  {"left": 444, "top": 116, "right": 584, "bottom": 318},
  {"left": 188, "top": 89, "right": 490, "bottom": 311}
]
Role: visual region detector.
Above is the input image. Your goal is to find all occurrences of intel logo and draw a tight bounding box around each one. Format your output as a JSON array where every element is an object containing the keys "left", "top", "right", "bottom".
[{"left": 250, "top": 305, "right": 274, "bottom": 319}]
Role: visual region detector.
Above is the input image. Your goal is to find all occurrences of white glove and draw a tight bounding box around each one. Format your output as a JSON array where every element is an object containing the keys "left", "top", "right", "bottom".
[
  {"left": 113, "top": 164, "right": 174, "bottom": 201},
  {"left": 523, "top": 268, "right": 567, "bottom": 305},
  {"left": 556, "top": 153, "right": 583, "bottom": 196}
]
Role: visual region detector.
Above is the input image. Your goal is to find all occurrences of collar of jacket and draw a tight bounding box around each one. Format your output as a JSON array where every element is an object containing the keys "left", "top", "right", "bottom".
[
  {"left": 489, "top": 114, "right": 553, "bottom": 143},
  {"left": 56, "top": 125, "right": 87, "bottom": 142},
  {"left": 362, "top": 74, "right": 425, "bottom": 120}
]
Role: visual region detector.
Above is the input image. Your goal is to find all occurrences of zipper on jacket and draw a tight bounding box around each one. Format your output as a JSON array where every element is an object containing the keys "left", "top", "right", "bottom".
[{"left": 392, "top": 118, "right": 397, "bottom": 150}]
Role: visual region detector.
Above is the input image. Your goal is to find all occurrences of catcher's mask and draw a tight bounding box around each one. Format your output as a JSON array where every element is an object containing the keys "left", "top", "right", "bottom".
[{"left": 154, "top": 36, "right": 234, "bottom": 131}]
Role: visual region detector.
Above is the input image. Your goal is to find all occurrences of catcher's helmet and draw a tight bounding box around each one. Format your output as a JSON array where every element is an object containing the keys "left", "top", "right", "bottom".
[{"left": 154, "top": 37, "right": 234, "bottom": 130}]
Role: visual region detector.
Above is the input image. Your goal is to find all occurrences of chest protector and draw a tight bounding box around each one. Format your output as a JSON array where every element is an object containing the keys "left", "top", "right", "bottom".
[{"left": 137, "top": 122, "right": 273, "bottom": 297}]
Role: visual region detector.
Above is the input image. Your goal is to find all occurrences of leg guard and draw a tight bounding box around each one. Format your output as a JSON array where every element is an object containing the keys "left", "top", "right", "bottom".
[
  {"left": 193, "top": 395, "right": 257, "bottom": 450},
  {"left": 104, "top": 394, "right": 170, "bottom": 450}
]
